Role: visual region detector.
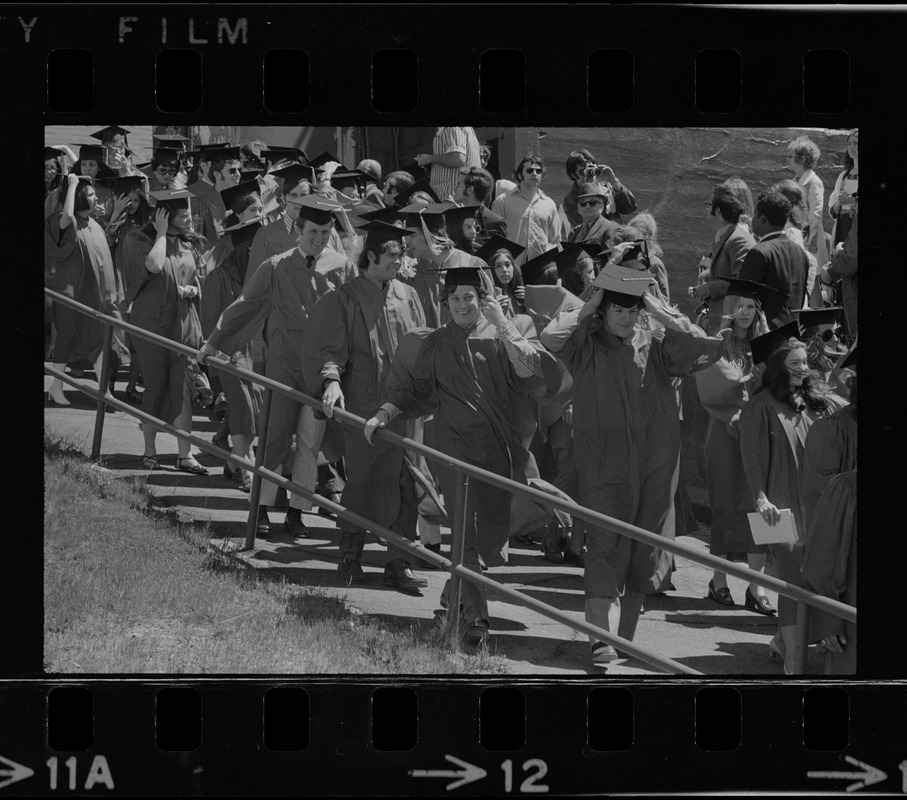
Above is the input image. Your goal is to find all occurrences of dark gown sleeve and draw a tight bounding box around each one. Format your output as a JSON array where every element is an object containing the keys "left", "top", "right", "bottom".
[
  {"left": 657, "top": 313, "right": 730, "bottom": 377},
  {"left": 800, "top": 415, "right": 851, "bottom": 528},
  {"left": 382, "top": 328, "right": 439, "bottom": 418},
  {"left": 506, "top": 314, "right": 571, "bottom": 401},
  {"left": 300, "top": 288, "right": 350, "bottom": 396},
  {"left": 205, "top": 258, "right": 275, "bottom": 354},
  {"left": 120, "top": 229, "right": 155, "bottom": 305},
  {"left": 44, "top": 212, "right": 79, "bottom": 262},
  {"left": 739, "top": 395, "right": 774, "bottom": 504}
]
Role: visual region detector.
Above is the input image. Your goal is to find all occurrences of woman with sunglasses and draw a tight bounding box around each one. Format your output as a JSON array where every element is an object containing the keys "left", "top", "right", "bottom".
[
  {"left": 566, "top": 183, "right": 619, "bottom": 252},
  {"left": 829, "top": 129, "right": 858, "bottom": 247}
]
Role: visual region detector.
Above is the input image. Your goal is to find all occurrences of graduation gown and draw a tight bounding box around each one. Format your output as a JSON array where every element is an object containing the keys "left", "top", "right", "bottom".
[
  {"left": 800, "top": 405, "right": 857, "bottom": 527},
  {"left": 383, "top": 314, "right": 567, "bottom": 568},
  {"left": 739, "top": 389, "right": 846, "bottom": 625},
  {"left": 695, "top": 356, "right": 767, "bottom": 556},
  {"left": 121, "top": 230, "right": 202, "bottom": 423},
  {"left": 542, "top": 308, "right": 728, "bottom": 598},
  {"left": 302, "top": 275, "right": 427, "bottom": 536},
  {"left": 800, "top": 469, "right": 857, "bottom": 674},
  {"left": 205, "top": 247, "right": 333, "bottom": 474},
  {"left": 187, "top": 179, "right": 224, "bottom": 244},
  {"left": 410, "top": 247, "right": 485, "bottom": 329},
  {"left": 44, "top": 211, "right": 127, "bottom": 364}
]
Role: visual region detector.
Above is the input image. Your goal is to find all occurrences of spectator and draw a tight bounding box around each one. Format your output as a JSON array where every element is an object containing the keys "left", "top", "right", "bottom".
[
  {"left": 365, "top": 266, "right": 567, "bottom": 644},
  {"left": 196, "top": 197, "right": 339, "bottom": 539},
  {"left": 452, "top": 167, "right": 507, "bottom": 245},
  {"left": 121, "top": 189, "right": 208, "bottom": 475},
  {"left": 738, "top": 192, "right": 810, "bottom": 329},
  {"left": 786, "top": 136, "right": 829, "bottom": 271},
  {"left": 771, "top": 179, "right": 820, "bottom": 306},
  {"left": 628, "top": 211, "right": 670, "bottom": 302},
  {"left": 560, "top": 148, "right": 637, "bottom": 231},
  {"left": 303, "top": 222, "right": 429, "bottom": 593},
  {"left": 382, "top": 170, "right": 415, "bottom": 207},
  {"left": 722, "top": 177, "right": 755, "bottom": 233},
  {"left": 144, "top": 149, "right": 181, "bottom": 194},
  {"left": 567, "top": 183, "right": 620, "bottom": 252},
  {"left": 739, "top": 323, "right": 846, "bottom": 673},
  {"left": 416, "top": 127, "right": 482, "bottom": 203},
  {"left": 694, "top": 279, "right": 774, "bottom": 615},
  {"left": 356, "top": 159, "right": 385, "bottom": 205},
  {"left": 821, "top": 205, "right": 858, "bottom": 340},
  {"left": 828, "top": 129, "right": 858, "bottom": 247},
  {"left": 693, "top": 182, "right": 756, "bottom": 334},
  {"left": 541, "top": 264, "right": 729, "bottom": 667},
  {"left": 44, "top": 174, "right": 128, "bottom": 405},
  {"left": 479, "top": 143, "right": 492, "bottom": 170},
  {"left": 492, "top": 155, "right": 561, "bottom": 266}
]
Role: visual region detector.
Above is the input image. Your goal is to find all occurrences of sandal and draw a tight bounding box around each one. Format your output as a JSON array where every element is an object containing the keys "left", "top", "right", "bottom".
[
  {"left": 177, "top": 457, "right": 209, "bottom": 475},
  {"left": 142, "top": 455, "right": 159, "bottom": 470}
]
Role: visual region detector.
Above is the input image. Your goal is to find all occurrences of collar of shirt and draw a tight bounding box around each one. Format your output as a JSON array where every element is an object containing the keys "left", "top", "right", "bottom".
[
  {"left": 297, "top": 245, "right": 316, "bottom": 263},
  {"left": 283, "top": 211, "right": 296, "bottom": 234},
  {"left": 516, "top": 187, "right": 546, "bottom": 204},
  {"left": 758, "top": 230, "right": 786, "bottom": 243},
  {"left": 362, "top": 270, "right": 387, "bottom": 293},
  {"left": 714, "top": 221, "right": 735, "bottom": 243},
  {"left": 201, "top": 176, "right": 215, "bottom": 188}
]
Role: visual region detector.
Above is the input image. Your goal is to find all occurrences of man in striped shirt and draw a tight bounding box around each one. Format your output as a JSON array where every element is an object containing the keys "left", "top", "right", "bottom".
[{"left": 416, "top": 127, "right": 482, "bottom": 204}]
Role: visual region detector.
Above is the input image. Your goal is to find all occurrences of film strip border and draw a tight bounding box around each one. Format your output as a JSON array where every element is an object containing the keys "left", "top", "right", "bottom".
[
  {"left": 5, "top": 5, "right": 891, "bottom": 123},
  {"left": 1, "top": 682, "right": 906, "bottom": 794}
]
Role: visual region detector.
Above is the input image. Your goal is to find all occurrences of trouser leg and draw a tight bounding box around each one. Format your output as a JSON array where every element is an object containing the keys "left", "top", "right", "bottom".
[
  {"left": 287, "top": 405, "right": 325, "bottom": 512},
  {"left": 585, "top": 597, "right": 621, "bottom": 645},
  {"left": 257, "top": 390, "right": 301, "bottom": 508}
]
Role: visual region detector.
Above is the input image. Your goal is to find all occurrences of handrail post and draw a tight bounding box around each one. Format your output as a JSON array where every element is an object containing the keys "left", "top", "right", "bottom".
[
  {"left": 244, "top": 387, "right": 273, "bottom": 550},
  {"left": 792, "top": 600, "right": 810, "bottom": 674},
  {"left": 90, "top": 324, "right": 114, "bottom": 461},
  {"left": 445, "top": 470, "right": 469, "bottom": 642}
]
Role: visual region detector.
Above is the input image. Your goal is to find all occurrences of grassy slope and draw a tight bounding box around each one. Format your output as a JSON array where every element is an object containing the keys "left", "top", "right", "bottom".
[{"left": 44, "top": 435, "right": 507, "bottom": 675}]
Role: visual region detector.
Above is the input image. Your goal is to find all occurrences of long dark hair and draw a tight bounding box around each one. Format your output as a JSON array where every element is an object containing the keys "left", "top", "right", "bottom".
[
  {"left": 760, "top": 338, "right": 832, "bottom": 414},
  {"left": 140, "top": 205, "right": 205, "bottom": 249}
]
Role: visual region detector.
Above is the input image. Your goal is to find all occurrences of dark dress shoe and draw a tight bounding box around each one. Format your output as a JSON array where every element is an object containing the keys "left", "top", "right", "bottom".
[
  {"left": 317, "top": 492, "right": 343, "bottom": 518},
  {"left": 256, "top": 506, "right": 271, "bottom": 538},
  {"left": 416, "top": 542, "right": 443, "bottom": 570},
  {"left": 383, "top": 559, "right": 427, "bottom": 594},
  {"left": 563, "top": 548, "right": 585, "bottom": 568},
  {"left": 706, "top": 579, "right": 735, "bottom": 606},
  {"left": 284, "top": 509, "right": 309, "bottom": 538},
  {"left": 338, "top": 559, "right": 366, "bottom": 586},
  {"left": 745, "top": 589, "right": 776, "bottom": 616}
]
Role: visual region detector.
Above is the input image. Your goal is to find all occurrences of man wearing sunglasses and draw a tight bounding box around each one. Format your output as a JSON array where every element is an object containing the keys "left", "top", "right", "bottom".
[
  {"left": 188, "top": 145, "right": 243, "bottom": 243},
  {"left": 491, "top": 155, "right": 561, "bottom": 267},
  {"left": 566, "top": 183, "right": 620, "bottom": 252}
]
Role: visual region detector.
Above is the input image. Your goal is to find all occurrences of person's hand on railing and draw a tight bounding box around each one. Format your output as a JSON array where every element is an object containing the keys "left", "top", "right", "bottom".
[
  {"left": 823, "top": 633, "right": 846, "bottom": 654},
  {"left": 755, "top": 492, "right": 782, "bottom": 526},
  {"left": 321, "top": 380, "right": 345, "bottom": 418},
  {"left": 195, "top": 342, "right": 216, "bottom": 366},
  {"left": 364, "top": 408, "right": 389, "bottom": 445}
]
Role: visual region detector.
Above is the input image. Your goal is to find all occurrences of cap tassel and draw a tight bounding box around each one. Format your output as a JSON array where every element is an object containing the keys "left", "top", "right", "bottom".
[{"left": 418, "top": 211, "right": 445, "bottom": 258}]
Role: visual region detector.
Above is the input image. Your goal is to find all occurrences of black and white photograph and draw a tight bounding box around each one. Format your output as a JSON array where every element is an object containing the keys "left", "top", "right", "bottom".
[{"left": 43, "top": 123, "right": 858, "bottom": 677}]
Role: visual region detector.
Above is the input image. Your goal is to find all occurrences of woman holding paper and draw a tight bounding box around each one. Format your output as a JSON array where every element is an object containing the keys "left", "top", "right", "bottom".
[{"left": 739, "top": 324, "right": 846, "bottom": 673}]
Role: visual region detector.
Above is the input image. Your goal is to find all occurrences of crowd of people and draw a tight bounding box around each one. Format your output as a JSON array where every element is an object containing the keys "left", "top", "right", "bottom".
[{"left": 44, "top": 126, "right": 858, "bottom": 673}]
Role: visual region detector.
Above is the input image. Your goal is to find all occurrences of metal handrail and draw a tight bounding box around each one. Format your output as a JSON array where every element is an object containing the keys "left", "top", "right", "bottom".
[{"left": 45, "top": 287, "right": 856, "bottom": 673}]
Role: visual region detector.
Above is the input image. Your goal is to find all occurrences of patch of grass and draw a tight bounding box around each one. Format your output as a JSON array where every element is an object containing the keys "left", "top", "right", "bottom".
[{"left": 44, "top": 433, "right": 507, "bottom": 675}]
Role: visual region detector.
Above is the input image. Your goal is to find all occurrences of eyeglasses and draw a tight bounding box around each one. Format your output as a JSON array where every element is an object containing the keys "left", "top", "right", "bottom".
[
  {"left": 524, "top": 167, "right": 543, "bottom": 174},
  {"left": 819, "top": 327, "right": 841, "bottom": 342},
  {"left": 578, "top": 200, "right": 603, "bottom": 207},
  {"left": 227, "top": 167, "right": 242, "bottom": 174}
]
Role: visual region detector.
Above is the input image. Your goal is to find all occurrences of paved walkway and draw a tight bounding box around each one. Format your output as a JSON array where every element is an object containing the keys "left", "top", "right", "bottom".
[{"left": 44, "top": 369, "right": 826, "bottom": 676}]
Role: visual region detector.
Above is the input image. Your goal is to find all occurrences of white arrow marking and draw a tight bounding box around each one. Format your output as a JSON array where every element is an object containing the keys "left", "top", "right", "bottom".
[
  {"left": 0, "top": 755, "right": 34, "bottom": 790},
  {"left": 808, "top": 755, "right": 887, "bottom": 792},
  {"left": 409, "top": 753, "right": 487, "bottom": 791}
]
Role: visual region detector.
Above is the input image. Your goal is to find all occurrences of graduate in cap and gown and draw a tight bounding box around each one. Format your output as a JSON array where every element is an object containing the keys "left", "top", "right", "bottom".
[
  {"left": 120, "top": 189, "right": 208, "bottom": 474},
  {"left": 44, "top": 172, "right": 129, "bottom": 405},
  {"left": 303, "top": 221, "right": 431, "bottom": 593},
  {"left": 540, "top": 262, "right": 730, "bottom": 667},
  {"left": 800, "top": 346, "right": 857, "bottom": 674},
  {"left": 694, "top": 278, "right": 775, "bottom": 615},
  {"left": 199, "top": 182, "right": 267, "bottom": 490},
  {"left": 738, "top": 322, "right": 847, "bottom": 673},
  {"left": 398, "top": 203, "right": 488, "bottom": 328},
  {"left": 196, "top": 196, "right": 338, "bottom": 538},
  {"left": 365, "top": 266, "right": 568, "bottom": 643},
  {"left": 475, "top": 236, "right": 527, "bottom": 318}
]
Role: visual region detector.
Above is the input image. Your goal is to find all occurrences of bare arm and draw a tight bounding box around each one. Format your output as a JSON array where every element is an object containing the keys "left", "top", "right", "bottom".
[
  {"left": 58, "top": 173, "right": 79, "bottom": 231},
  {"left": 144, "top": 207, "right": 171, "bottom": 273}
]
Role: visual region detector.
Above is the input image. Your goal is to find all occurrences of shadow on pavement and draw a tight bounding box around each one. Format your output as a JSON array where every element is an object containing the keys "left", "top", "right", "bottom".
[{"left": 486, "top": 632, "right": 597, "bottom": 673}]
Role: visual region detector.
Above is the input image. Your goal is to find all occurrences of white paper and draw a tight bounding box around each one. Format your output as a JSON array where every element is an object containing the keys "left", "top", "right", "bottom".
[{"left": 748, "top": 508, "right": 800, "bottom": 545}]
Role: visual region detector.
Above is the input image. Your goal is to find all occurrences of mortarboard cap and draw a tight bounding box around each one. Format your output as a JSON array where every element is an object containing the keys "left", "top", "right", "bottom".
[
  {"left": 98, "top": 175, "right": 146, "bottom": 196},
  {"left": 91, "top": 125, "right": 131, "bottom": 143},
  {"left": 358, "top": 206, "right": 404, "bottom": 226},
  {"left": 330, "top": 169, "right": 368, "bottom": 191},
  {"left": 548, "top": 242, "right": 603, "bottom": 277},
  {"left": 520, "top": 247, "right": 562, "bottom": 285},
  {"left": 393, "top": 177, "right": 440, "bottom": 207},
  {"left": 221, "top": 216, "right": 263, "bottom": 245},
  {"left": 749, "top": 321, "right": 802, "bottom": 366},
  {"left": 720, "top": 277, "right": 778, "bottom": 304},
  {"left": 293, "top": 195, "right": 340, "bottom": 226},
  {"left": 443, "top": 267, "right": 490, "bottom": 291},
  {"left": 474, "top": 235, "right": 527, "bottom": 264},
  {"left": 240, "top": 167, "right": 263, "bottom": 182},
  {"left": 398, "top": 202, "right": 450, "bottom": 232},
  {"left": 44, "top": 146, "right": 61, "bottom": 161},
  {"left": 262, "top": 147, "right": 306, "bottom": 166},
  {"left": 204, "top": 146, "right": 242, "bottom": 163},
  {"left": 442, "top": 204, "right": 481, "bottom": 228},
  {"left": 77, "top": 144, "right": 105, "bottom": 162},
  {"left": 308, "top": 151, "right": 346, "bottom": 172},
  {"left": 220, "top": 180, "right": 261, "bottom": 215},
  {"left": 359, "top": 220, "right": 416, "bottom": 245},
  {"left": 270, "top": 162, "right": 316, "bottom": 188},
  {"left": 153, "top": 134, "right": 190, "bottom": 150},
  {"left": 793, "top": 306, "right": 843, "bottom": 329},
  {"left": 591, "top": 263, "right": 656, "bottom": 307},
  {"left": 149, "top": 188, "right": 192, "bottom": 211}
]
